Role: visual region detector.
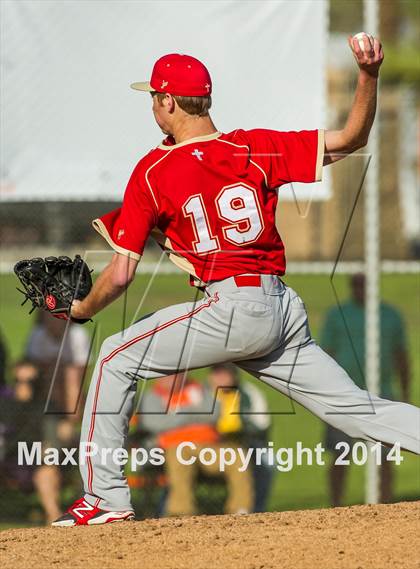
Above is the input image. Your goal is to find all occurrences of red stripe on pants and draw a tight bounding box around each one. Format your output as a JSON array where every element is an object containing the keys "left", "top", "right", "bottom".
[{"left": 86, "top": 294, "right": 219, "bottom": 495}]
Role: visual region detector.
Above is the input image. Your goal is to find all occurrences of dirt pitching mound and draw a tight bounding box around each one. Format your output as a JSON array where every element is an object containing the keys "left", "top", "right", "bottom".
[{"left": 1, "top": 502, "right": 419, "bottom": 569}]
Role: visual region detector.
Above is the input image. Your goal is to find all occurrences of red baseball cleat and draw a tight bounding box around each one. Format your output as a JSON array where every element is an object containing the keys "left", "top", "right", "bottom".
[{"left": 51, "top": 498, "right": 135, "bottom": 527}]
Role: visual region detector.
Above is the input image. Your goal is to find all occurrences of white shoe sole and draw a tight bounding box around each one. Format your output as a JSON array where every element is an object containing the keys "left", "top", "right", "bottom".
[
  {"left": 87, "top": 511, "right": 135, "bottom": 525},
  {"left": 51, "top": 518, "right": 77, "bottom": 527},
  {"left": 52, "top": 511, "right": 134, "bottom": 527}
]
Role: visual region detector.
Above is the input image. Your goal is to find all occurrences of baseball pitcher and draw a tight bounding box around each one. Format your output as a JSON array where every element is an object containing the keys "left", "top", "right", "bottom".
[{"left": 50, "top": 35, "right": 420, "bottom": 526}]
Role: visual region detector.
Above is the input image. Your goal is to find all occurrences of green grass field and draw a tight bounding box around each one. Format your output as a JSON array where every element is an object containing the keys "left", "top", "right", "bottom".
[{"left": 0, "top": 272, "right": 419, "bottom": 522}]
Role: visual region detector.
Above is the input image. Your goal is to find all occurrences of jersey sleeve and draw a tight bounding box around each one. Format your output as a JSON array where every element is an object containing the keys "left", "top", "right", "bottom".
[
  {"left": 246, "top": 129, "right": 325, "bottom": 189},
  {"left": 92, "top": 161, "right": 158, "bottom": 259}
]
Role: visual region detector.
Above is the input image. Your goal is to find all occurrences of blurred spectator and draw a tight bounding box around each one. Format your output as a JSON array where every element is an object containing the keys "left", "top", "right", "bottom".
[
  {"left": 208, "top": 364, "right": 274, "bottom": 512},
  {"left": 0, "top": 326, "right": 7, "bottom": 389},
  {"left": 320, "top": 273, "right": 410, "bottom": 505},
  {"left": 138, "top": 372, "right": 253, "bottom": 516},
  {"left": 0, "top": 360, "right": 62, "bottom": 523},
  {"left": 0, "top": 327, "right": 11, "bottom": 463},
  {"left": 25, "top": 310, "right": 90, "bottom": 444}
]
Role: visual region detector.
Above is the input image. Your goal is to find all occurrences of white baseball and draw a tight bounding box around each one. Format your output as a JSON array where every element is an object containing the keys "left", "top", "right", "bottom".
[{"left": 353, "top": 32, "right": 374, "bottom": 52}]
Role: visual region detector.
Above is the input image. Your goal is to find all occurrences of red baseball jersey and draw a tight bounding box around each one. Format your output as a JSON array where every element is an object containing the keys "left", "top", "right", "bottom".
[{"left": 93, "top": 129, "right": 324, "bottom": 283}]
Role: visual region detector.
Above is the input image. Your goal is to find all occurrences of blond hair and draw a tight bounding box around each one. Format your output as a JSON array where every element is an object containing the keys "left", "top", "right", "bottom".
[{"left": 152, "top": 92, "right": 212, "bottom": 117}]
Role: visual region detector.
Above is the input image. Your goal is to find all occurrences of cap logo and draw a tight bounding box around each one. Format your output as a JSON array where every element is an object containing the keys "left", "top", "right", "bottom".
[
  {"left": 205, "top": 83, "right": 211, "bottom": 92},
  {"left": 161, "top": 80, "right": 168, "bottom": 89}
]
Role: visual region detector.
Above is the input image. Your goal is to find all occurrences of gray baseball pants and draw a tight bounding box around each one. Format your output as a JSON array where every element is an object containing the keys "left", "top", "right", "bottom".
[{"left": 80, "top": 275, "right": 420, "bottom": 511}]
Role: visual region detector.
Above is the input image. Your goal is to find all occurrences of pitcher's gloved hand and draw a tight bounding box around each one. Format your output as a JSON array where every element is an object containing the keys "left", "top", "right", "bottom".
[{"left": 14, "top": 255, "right": 93, "bottom": 324}]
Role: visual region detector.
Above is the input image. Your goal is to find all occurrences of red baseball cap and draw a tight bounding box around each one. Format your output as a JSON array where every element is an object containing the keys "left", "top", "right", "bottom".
[{"left": 131, "top": 53, "right": 212, "bottom": 97}]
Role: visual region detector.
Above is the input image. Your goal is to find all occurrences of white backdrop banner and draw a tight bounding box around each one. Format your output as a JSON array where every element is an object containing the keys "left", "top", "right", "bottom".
[{"left": 0, "top": 0, "right": 328, "bottom": 202}]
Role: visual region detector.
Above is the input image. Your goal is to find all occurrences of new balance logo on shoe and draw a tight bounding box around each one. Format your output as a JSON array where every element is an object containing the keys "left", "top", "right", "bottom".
[
  {"left": 52, "top": 497, "right": 135, "bottom": 527},
  {"left": 72, "top": 500, "right": 94, "bottom": 518}
]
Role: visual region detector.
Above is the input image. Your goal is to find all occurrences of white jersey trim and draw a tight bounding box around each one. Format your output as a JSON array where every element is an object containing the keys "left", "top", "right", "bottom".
[
  {"left": 144, "top": 152, "right": 174, "bottom": 210},
  {"left": 92, "top": 218, "right": 141, "bottom": 261},
  {"left": 315, "top": 129, "right": 325, "bottom": 182},
  {"left": 157, "top": 131, "right": 222, "bottom": 150},
  {"left": 150, "top": 227, "right": 200, "bottom": 280}
]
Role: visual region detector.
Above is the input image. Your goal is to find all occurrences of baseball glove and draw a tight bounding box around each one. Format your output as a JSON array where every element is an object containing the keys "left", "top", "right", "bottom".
[{"left": 14, "top": 255, "right": 93, "bottom": 323}]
